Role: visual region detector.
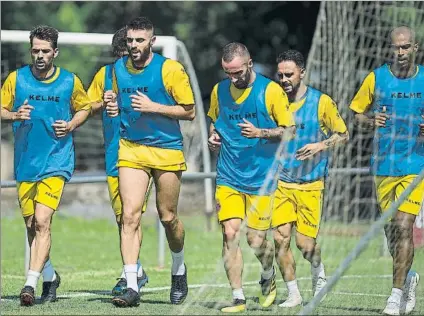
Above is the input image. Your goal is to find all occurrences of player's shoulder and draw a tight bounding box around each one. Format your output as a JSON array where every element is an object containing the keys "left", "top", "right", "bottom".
[
  {"left": 264, "top": 79, "right": 284, "bottom": 95},
  {"left": 4, "top": 70, "right": 18, "bottom": 82},
  {"left": 163, "top": 58, "right": 185, "bottom": 72}
]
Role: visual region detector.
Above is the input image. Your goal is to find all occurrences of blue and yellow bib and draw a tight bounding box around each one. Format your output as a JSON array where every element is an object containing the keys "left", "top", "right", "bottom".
[
  {"left": 280, "top": 87, "right": 329, "bottom": 183},
  {"left": 12, "top": 65, "right": 75, "bottom": 182},
  {"left": 372, "top": 64, "right": 424, "bottom": 176},
  {"left": 215, "top": 74, "right": 280, "bottom": 195},
  {"left": 102, "top": 64, "right": 120, "bottom": 176},
  {"left": 114, "top": 54, "right": 183, "bottom": 150}
]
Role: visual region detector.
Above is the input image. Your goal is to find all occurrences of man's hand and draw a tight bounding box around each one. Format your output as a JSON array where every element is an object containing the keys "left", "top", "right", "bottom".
[
  {"left": 295, "top": 142, "right": 325, "bottom": 161},
  {"left": 52, "top": 120, "right": 71, "bottom": 138},
  {"left": 238, "top": 118, "right": 260, "bottom": 138},
  {"left": 208, "top": 132, "right": 221, "bottom": 152},
  {"left": 103, "top": 90, "right": 119, "bottom": 117},
  {"left": 375, "top": 106, "right": 389, "bottom": 127},
  {"left": 130, "top": 90, "right": 159, "bottom": 113},
  {"left": 15, "top": 99, "right": 34, "bottom": 121}
]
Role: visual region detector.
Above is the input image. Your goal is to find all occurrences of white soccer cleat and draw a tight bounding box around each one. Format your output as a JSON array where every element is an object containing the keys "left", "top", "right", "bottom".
[
  {"left": 400, "top": 271, "right": 420, "bottom": 315},
  {"left": 278, "top": 292, "right": 303, "bottom": 308},
  {"left": 383, "top": 298, "right": 400, "bottom": 315},
  {"left": 313, "top": 276, "right": 328, "bottom": 302}
]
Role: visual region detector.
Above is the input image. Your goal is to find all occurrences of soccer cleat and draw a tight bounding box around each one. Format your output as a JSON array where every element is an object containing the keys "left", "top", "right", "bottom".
[
  {"left": 170, "top": 264, "right": 188, "bottom": 304},
  {"left": 312, "top": 276, "right": 328, "bottom": 302},
  {"left": 220, "top": 298, "right": 246, "bottom": 313},
  {"left": 279, "top": 292, "right": 303, "bottom": 308},
  {"left": 258, "top": 267, "right": 277, "bottom": 307},
  {"left": 112, "top": 269, "right": 149, "bottom": 296},
  {"left": 401, "top": 271, "right": 420, "bottom": 315},
  {"left": 112, "top": 288, "right": 140, "bottom": 307},
  {"left": 40, "top": 270, "right": 61, "bottom": 303},
  {"left": 383, "top": 298, "right": 400, "bottom": 315},
  {"left": 20, "top": 286, "right": 35, "bottom": 307},
  {"left": 112, "top": 278, "right": 127, "bottom": 296}
]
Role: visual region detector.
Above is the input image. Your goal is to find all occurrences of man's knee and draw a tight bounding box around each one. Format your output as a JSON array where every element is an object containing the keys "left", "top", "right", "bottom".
[
  {"left": 160, "top": 212, "right": 180, "bottom": 229},
  {"left": 34, "top": 213, "right": 52, "bottom": 234},
  {"left": 296, "top": 235, "right": 316, "bottom": 259},
  {"left": 273, "top": 225, "right": 292, "bottom": 252},
  {"left": 246, "top": 229, "right": 267, "bottom": 249},
  {"left": 221, "top": 220, "right": 241, "bottom": 245}
]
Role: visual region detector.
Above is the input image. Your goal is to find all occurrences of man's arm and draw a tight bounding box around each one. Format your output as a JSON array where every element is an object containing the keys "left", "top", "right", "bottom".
[
  {"left": 87, "top": 66, "right": 106, "bottom": 115},
  {"left": 259, "top": 125, "right": 296, "bottom": 141},
  {"left": 1, "top": 107, "right": 17, "bottom": 121}
]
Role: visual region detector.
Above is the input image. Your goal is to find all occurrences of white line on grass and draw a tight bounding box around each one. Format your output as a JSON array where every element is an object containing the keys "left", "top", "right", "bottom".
[{"left": 3, "top": 274, "right": 415, "bottom": 303}]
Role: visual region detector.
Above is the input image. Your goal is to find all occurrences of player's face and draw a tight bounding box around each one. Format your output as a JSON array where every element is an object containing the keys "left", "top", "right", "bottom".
[
  {"left": 30, "top": 37, "right": 58, "bottom": 71},
  {"left": 126, "top": 29, "right": 155, "bottom": 63},
  {"left": 277, "top": 61, "right": 305, "bottom": 95},
  {"left": 390, "top": 32, "right": 418, "bottom": 68},
  {"left": 222, "top": 56, "right": 253, "bottom": 89}
]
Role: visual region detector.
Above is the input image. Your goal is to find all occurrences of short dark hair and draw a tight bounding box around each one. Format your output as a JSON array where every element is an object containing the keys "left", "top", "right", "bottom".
[
  {"left": 276, "top": 50, "right": 305, "bottom": 69},
  {"left": 112, "top": 27, "right": 127, "bottom": 57},
  {"left": 222, "top": 42, "right": 250, "bottom": 63},
  {"left": 29, "top": 25, "right": 59, "bottom": 49},
  {"left": 126, "top": 16, "right": 154, "bottom": 32}
]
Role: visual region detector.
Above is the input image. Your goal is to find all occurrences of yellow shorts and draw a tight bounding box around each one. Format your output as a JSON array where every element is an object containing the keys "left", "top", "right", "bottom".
[
  {"left": 375, "top": 175, "right": 424, "bottom": 216},
  {"left": 271, "top": 183, "right": 323, "bottom": 238},
  {"left": 215, "top": 185, "right": 274, "bottom": 231},
  {"left": 107, "top": 176, "right": 152, "bottom": 216},
  {"left": 117, "top": 139, "right": 186, "bottom": 174},
  {"left": 17, "top": 176, "right": 65, "bottom": 217}
]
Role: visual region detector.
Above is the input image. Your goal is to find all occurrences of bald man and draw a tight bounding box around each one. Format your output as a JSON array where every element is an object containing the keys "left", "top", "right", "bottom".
[
  {"left": 350, "top": 26, "right": 423, "bottom": 315},
  {"left": 208, "top": 42, "right": 295, "bottom": 312}
]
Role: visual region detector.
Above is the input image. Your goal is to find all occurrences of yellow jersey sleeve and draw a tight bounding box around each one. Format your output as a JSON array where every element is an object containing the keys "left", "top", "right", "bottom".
[
  {"left": 71, "top": 75, "right": 92, "bottom": 112},
  {"left": 319, "top": 94, "right": 348, "bottom": 135},
  {"left": 162, "top": 59, "right": 195, "bottom": 106},
  {"left": 1, "top": 71, "right": 17, "bottom": 111},
  {"left": 349, "top": 71, "right": 375, "bottom": 114},
  {"left": 207, "top": 84, "right": 219, "bottom": 122},
  {"left": 87, "top": 66, "right": 106, "bottom": 103},
  {"left": 265, "top": 81, "right": 295, "bottom": 127}
]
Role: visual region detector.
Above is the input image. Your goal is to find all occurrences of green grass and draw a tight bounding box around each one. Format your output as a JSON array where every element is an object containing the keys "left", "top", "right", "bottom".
[{"left": 1, "top": 213, "right": 423, "bottom": 315}]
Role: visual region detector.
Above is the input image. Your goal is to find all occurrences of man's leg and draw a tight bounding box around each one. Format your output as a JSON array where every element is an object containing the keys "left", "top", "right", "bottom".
[
  {"left": 108, "top": 176, "right": 149, "bottom": 296},
  {"left": 20, "top": 203, "right": 55, "bottom": 306},
  {"left": 152, "top": 169, "right": 187, "bottom": 304},
  {"left": 295, "top": 189, "right": 326, "bottom": 299},
  {"left": 378, "top": 176, "right": 422, "bottom": 315},
  {"left": 221, "top": 218, "right": 246, "bottom": 313},
  {"left": 112, "top": 167, "right": 150, "bottom": 307},
  {"left": 245, "top": 193, "right": 276, "bottom": 308},
  {"left": 271, "top": 185, "right": 303, "bottom": 307},
  {"left": 273, "top": 223, "right": 302, "bottom": 307},
  {"left": 383, "top": 212, "right": 416, "bottom": 315}
]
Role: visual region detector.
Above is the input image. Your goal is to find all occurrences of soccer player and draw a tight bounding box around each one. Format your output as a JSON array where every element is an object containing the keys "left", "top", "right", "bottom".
[
  {"left": 272, "top": 50, "right": 349, "bottom": 308},
  {"left": 349, "top": 26, "right": 423, "bottom": 315},
  {"left": 1, "top": 25, "right": 92, "bottom": 306},
  {"left": 103, "top": 17, "right": 195, "bottom": 307},
  {"left": 208, "top": 42, "right": 295, "bottom": 313},
  {"left": 87, "top": 27, "right": 152, "bottom": 296}
]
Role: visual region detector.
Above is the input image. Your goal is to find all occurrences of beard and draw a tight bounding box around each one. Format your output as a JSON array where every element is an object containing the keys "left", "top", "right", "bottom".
[
  {"left": 130, "top": 45, "right": 151, "bottom": 65},
  {"left": 233, "top": 69, "right": 252, "bottom": 89}
]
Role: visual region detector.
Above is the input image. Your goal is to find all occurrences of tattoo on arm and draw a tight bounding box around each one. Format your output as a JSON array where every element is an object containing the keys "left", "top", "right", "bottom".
[
  {"left": 259, "top": 126, "right": 295, "bottom": 141},
  {"left": 322, "top": 131, "right": 349, "bottom": 149}
]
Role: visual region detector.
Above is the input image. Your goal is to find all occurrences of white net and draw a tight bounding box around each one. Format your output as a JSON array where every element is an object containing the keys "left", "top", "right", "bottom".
[
  {"left": 300, "top": 1, "right": 424, "bottom": 313},
  {"left": 306, "top": 1, "right": 424, "bottom": 223}
]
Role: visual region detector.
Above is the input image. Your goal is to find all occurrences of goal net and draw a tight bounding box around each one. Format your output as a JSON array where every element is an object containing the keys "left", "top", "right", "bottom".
[{"left": 300, "top": 1, "right": 424, "bottom": 313}]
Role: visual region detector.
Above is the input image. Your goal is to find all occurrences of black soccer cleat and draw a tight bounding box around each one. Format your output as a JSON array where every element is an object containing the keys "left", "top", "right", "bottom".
[
  {"left": 170, "top": 264, "right": 188, "bottom": 305},
  {"left": 20, "top": 286, "right": 35, "bottom": 306},
  {"left": 112, "top": 269, "right": 149, "bottom": 296},
  {"left": 112, "top": 288, "right": 140, "bottom": 308},
  {"left": 40, "top": 271, "right": 61, "bottom": 303}
]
